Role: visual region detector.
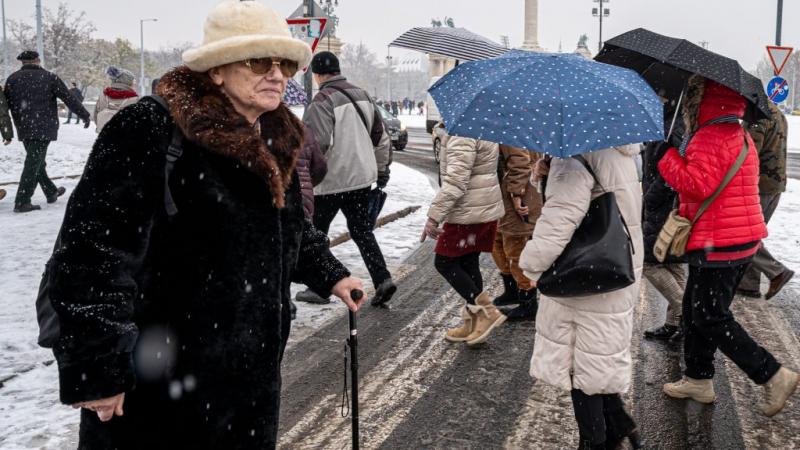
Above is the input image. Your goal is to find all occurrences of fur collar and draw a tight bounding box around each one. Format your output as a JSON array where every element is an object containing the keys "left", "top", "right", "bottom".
[{"left": 156, "top": 66, "right": 303, "bottom": 208}]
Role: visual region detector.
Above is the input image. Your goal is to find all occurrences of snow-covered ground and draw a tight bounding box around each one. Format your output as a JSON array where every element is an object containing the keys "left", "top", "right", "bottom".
[{"left": 0, "top": 125, "right": 434, "bottom": 449}]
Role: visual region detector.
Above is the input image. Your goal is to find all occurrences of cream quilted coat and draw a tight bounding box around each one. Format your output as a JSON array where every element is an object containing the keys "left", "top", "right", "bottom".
[
  {"left": 519, "top": 145, "right": 644, "bottom": 395},
  {"left": 427, "top": 136, "right": 504, "bottom": 225}
]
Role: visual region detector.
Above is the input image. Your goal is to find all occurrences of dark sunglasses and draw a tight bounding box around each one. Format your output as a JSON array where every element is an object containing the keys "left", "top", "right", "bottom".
[{"left": 243, "top": 57, "right": 299, "bottom": 77}]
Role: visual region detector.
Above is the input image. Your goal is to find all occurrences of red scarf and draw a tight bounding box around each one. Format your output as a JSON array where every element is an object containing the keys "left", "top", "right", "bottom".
[{"left": 103, "top": 87, "right": 138, "bottom": 100}]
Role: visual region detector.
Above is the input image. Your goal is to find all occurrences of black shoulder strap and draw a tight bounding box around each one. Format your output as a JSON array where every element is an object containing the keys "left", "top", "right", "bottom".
[
  {"left": 326, "top": 85, "right": 371, "bottom": 134},
  {"left": 573, "top": 155, "right": 606, "bottom": 192},
  {"left": 140, "top": 95, "right": 183, "bottom": 217}
]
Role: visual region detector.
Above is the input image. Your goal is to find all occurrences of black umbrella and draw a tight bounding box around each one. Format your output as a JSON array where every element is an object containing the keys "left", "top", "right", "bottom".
[
  {"left": 366, "top": 188, "right": 387, "bottom": 229},
  {"left": 596, "top": 28, "right": 771, "bottom": 121},
  {"left": 389, "top": 27, "right": 509, "bottom": 62}
]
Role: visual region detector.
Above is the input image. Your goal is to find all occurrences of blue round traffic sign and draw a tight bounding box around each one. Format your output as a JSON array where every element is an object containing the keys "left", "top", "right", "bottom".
[{"left": 767, "top": 76, "right": 789, "bottom": 104}]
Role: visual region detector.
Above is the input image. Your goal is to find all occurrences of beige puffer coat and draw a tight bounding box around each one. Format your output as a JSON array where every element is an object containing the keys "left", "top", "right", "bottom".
[
  {"left": 94, "top": 92, "right": 139, "bottom": 134},
  {"left": 427, "top": 136, "right": 504, "bottom": 225},
  {"left": 519, "top": 145, "right": 644, "bottom": 395}
]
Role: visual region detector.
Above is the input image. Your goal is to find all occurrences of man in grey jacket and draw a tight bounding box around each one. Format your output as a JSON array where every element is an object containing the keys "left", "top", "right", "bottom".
[{"left": 301, "top": 51, "right": 396, "bottom": 307}]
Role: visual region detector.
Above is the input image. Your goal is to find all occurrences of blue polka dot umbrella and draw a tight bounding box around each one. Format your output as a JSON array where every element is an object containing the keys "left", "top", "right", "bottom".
[{"left": 428, "top": 50, "right": 664, "bottom": 157}]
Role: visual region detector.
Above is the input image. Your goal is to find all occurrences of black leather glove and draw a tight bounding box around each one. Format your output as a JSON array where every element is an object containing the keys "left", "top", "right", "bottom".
[
  {"left": 83, "top": 118, "right": 91, "bottom": 129},
  {"left": 377, "top": 171, "right": 389, "bottom": 189}
]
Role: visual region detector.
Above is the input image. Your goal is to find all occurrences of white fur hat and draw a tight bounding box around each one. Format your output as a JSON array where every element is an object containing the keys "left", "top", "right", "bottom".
[{"left": 182, "top": 0, "right": 312, "bottom": 72}]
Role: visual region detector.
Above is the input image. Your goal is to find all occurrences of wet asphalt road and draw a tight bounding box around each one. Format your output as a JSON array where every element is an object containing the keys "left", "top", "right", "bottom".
[{"left": 279, "top": 128, "right": 800, "bottom": 449}]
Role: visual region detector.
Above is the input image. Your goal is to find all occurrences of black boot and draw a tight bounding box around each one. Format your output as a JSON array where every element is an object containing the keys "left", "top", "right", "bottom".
[
  {"left": 643, "top": 324, "right": 679, "bottom": 341},
  {"left": 503, "top": 288, "right": 538, "bottom": 321},
  {"left": 14, "top": 203, "right": 41, "bottom": 213},
  {"left": 370, "top": 278, "right": 397, "bottom": 307},
  {"left": 289, "top": 300, "right": 297, "bottom": 321},
  {"left": 493, "top": 274, "right": 518, "bottom": 307},
  {"left": 46, "top": 186, "right": 67, "bottom": 204}
]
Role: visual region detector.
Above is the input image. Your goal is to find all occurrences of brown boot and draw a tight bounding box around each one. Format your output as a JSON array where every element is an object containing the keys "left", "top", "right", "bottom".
[
  {"left": 761, "top": 367, "right": 799, "bottom": 417},
  {"left": 466, "top": 292, "right": 507, "bottom": 345},
  {"left": 445, "top": 306, "right": 476, "bottom": 342}
]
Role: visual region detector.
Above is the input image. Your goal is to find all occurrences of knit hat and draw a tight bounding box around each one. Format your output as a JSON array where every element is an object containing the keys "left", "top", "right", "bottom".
[
  {"left": 311, "top": 51, "right": 340, "bottom": 75},
  {"left": 107, "top": 66, "right": 136, "bottom": 89},
  {"left": 182, "top": 0, "right": 312, "bottom": 73}
]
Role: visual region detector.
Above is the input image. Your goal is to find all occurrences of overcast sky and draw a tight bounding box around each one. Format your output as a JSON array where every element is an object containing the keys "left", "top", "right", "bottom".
[{"left": 5, "top": 0, "right": 798, "bottom": 72}]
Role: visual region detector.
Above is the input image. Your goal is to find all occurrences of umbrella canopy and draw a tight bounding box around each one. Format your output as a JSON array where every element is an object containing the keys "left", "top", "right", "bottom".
[
  {"left": 428, "top": 50, "right": 664, "bottom": 157},
  {"left": 283, "top": 78, "right": 308, "bottom": 106},
  {"left": 389, "top": 27, "right": 509, "bottom": 62},
  {"left": 596, "top": 28, "right": 771, "bottom": 121}
]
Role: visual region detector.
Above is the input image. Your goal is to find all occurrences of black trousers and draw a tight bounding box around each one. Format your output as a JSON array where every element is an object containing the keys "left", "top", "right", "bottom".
[
  {"left": 683, "top": 264, "right": 781, "bottom": 384},
  {"left": 313, "top": 188, "right": 390, "bottom": 286},
  {"left": 15, "top": 140, "right": 57, "bottom": 206},
  {"left": 571, "top": 389, "right": 636, "bottom": 446},
  {"left": 434, "top": 253, "right": 483, "bottom": 304}
]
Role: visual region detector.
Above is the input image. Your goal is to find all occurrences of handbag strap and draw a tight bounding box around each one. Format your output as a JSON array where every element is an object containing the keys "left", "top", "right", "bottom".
[
  {"left": 573, "top": 154, "right": 635, "bottom": 254},
  {"left": 326, "top": 84, "right": 371, "bottom": 135},
  {"left": 691, "top": 135, "right": 750, "bottom": 226},
  {"left": 573, "top": 155, "right": 606, "bottom": 192}
]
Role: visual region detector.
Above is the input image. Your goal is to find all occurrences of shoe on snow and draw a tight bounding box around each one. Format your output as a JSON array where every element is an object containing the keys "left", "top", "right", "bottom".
[
  {"left": 502, "top": 289, "right": 538, "bottom": 322},
  {"left": 644, "top": 324, "right": 680, "bottom": 341},
  {"left": 663, "top": 377, "right": 715, "bottom": 404},
  {"left": 295, "top": 289, "right": 330, "bottom": 305},
  {"left": 47, "top": 186, "right": 67, "bottom": 204},
  {"left": 14, "top": 203, "right": 41, "bottom": 213},
  {"left": 493, "top": 273, "right": 519, "bottom": 307},
  {"left": 761, "top": 367, "right": 799, "bottom": 417},
  {"left": 370, "top": 279, "right": 397, "bottom": 307},
  {"left": 766, "top": 269, "right": 795, "bottom": 300}
]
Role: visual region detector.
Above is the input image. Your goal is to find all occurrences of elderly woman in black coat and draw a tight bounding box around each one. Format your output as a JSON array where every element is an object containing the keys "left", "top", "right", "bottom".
[{"left": 48, "top": 1, "right": 363, "bottom": 449}]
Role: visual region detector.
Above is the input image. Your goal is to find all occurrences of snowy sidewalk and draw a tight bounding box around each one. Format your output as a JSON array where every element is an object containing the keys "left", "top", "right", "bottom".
[{"left": 0, "top": 126, "right": 434, "bottom": 449}]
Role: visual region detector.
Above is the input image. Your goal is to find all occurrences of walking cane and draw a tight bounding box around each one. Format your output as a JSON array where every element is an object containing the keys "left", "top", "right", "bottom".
[{"left": 348, "top": 289, "right": 363, "bottom": 450}]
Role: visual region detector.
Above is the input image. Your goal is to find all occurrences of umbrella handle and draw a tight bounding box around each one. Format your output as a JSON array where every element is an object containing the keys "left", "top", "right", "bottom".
[{"left": 666, "top": 88, "right": 685, "bottom": 141}]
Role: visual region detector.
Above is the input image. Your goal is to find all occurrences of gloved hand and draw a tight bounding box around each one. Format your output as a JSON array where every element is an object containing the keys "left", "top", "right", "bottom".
[
  {"left": 377, "top": 171, "right": 390, "bottom": 189},
  {"left": 83, "top": 118, "right": 91, "bottom": 129}
]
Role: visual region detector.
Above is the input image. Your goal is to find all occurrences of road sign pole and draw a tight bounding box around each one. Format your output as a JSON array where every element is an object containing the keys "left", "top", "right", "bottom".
[
  {"left": 303, "top": 0, "right": 314, "bottom": 104},
  {"left": 776, "top": 0, "right": 783, "bottom": 46}
]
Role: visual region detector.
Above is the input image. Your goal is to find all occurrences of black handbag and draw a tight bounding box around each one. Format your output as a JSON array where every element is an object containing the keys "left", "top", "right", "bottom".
[{"left": 537, "top": 155, "right": 636, "bottom": 298}]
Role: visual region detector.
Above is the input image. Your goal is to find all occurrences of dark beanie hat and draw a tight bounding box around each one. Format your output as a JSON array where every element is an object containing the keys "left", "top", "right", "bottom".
[
  {"left": 17, "top": 50, "right": 39, "bottom": 61},
  {"left": 311, "top": 51, "right": 340, "bottom": 75}
]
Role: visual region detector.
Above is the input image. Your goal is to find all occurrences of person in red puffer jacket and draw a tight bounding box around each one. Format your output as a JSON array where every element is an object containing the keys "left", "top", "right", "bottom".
[{"left": 659, "top": 76, "right": 798, "bottom": 417}]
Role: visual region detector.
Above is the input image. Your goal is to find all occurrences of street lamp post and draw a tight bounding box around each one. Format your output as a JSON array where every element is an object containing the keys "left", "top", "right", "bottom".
[
  {"left": 35, "top": 0, "right": 44, "bottom": 66},
  {"left": 386, "top": 51, "right": 392, "bottom": 102},
  {"left": 1, "top": 0, "right": 8, "bottom": 81},
  {"left": 591, "top": 0, "right": 610, "bottom": 53},
  {"left": 140, "top": 18, "right": 157, "bottom": 95}
]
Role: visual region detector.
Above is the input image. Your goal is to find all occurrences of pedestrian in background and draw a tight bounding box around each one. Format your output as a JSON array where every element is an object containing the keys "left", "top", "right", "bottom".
[
  {"left": 48, "top": 1, "right": 362, "bottom": 447},
  {"left": 491, "top": 144, "right": 543, "bottom": 321},
  {"left": 659, "top": 76, "right": 798, "bottom": 418},
  {"left": 4, "top": 50, "right": 90, "bottom": 213},
  {"left": 519, "top": 144, "right": 644, "bottom": 450},
  {"left": 93, "top": 66, "right": 139, "bottom": 134},
  {"left": 641, "top": 99, "right": 687, "bottom": 341},
  {"left": 422, "top": 135, "right": 506, "bottom": 346},
  {"left": 737, "top": 100, "right": 794, "bottom": 299},
  {"left": 63, "top": 82, "right": 84, "bottom": 124},
  {"left": 302, "top": 51, "right": 397, "bottom": 307}
]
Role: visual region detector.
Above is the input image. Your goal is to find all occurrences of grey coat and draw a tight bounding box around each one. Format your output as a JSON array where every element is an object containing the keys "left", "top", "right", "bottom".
[{"left": 303, "top": 76, "right": 391, "bottom": 196}]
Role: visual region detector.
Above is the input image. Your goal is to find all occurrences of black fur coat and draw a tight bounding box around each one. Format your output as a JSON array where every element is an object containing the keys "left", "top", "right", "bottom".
[{"left": 49, "top": 66, "right": 349, "bottom": 449}]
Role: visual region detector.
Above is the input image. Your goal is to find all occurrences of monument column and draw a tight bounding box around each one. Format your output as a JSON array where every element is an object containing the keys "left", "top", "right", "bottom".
[{"left": 521, "top": 0, "right": 544, "bottom": 51}]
